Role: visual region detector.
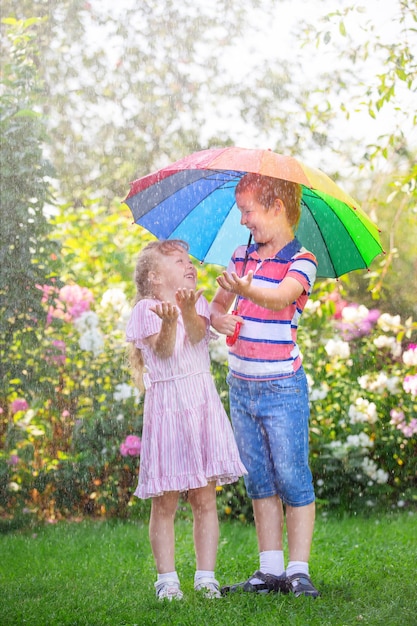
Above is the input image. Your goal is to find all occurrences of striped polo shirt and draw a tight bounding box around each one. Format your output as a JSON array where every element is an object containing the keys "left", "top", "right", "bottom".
[{"left": 227, "top": 238, "right": 317, "bottom": 380}]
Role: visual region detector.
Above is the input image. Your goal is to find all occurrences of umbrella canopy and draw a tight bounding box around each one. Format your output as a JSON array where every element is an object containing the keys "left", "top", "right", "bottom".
[{"left": 123, "top": 147, "right": 384, "bottom": 278}]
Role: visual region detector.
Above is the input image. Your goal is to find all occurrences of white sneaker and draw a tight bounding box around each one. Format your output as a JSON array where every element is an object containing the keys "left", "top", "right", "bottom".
[
  {"left": 155, "top": 579, "right": 183, "bottom": 601},
  {"left": 194, "top": 578, "right": 221, "bottom": 599}
]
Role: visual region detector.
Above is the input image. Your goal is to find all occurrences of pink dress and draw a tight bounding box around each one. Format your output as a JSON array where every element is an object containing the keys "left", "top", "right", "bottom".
[{"left": 126, "top": 296, "right": 246, "bottom": 499}]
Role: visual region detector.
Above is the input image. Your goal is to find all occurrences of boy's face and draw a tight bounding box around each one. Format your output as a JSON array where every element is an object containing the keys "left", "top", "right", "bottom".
[{"left": 236, "top": 189, "right": 280, "bottom": 244}]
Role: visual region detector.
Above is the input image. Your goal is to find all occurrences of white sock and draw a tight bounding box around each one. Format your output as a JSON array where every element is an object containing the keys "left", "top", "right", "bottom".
[
  {"left": 286, "top": 560, "right": 309, "bottom": 577},
  {"left": 157, "top": 571, "right": 179, "bottom": 584},
  {"left": 194, "top": 569, "right": 216, "bottom": 584},
  {"left": 259, "top": 550, "right": 285, "bottom": 577}
]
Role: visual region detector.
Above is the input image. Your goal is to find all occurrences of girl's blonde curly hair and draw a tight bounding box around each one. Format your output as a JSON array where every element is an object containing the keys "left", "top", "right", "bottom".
[{"left": 128, "top": 239, "right": 189, "bottom": 390}]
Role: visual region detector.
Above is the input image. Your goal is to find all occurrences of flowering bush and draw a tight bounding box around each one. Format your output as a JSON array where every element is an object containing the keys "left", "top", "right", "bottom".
[
  {"left": 0, "top": 283, "right": 147, "bottom": 522},
  {"left": 210, "top": 287, "right": 417, "bottom": 518},
  {"left": 1, "top": 263, "right": 416, "bottom": 524},
  {"left": 299, "top": 291, "right": 417, "bottom": 512}
]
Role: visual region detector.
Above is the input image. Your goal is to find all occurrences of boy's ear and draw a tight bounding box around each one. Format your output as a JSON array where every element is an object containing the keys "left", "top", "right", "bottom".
[{"left": 274, "top": 198, "right": 284, "bottom": 213}]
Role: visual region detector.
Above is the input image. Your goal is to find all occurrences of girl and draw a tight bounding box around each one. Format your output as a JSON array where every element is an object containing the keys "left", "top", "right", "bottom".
[{"left": 126, "top": 239, "right": 246, "bottom": 601}]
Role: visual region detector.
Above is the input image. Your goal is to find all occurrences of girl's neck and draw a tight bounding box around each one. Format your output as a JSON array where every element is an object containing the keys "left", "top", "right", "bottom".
[{"left": 152, "top": 285, "right": 176, "bottom": 302}]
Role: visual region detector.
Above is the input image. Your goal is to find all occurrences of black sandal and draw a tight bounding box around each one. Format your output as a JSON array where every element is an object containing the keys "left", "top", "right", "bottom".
[
  {"left": 221, "top": 570, "right": 289, "bottom": 595},
  {"left": 287, "top": 573, "right": 320, "bottom": 598}
]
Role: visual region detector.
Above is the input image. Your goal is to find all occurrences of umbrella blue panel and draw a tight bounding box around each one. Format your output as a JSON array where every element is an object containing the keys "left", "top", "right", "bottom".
[
  {"left": 130, "top": 171, "right": 243, "bottom": 242},
  {"left": 127, "top": 170, "right": 208, "bottom": 219},
  {"left": 136, "top": 178, "right": 223, "bottom": 239},
  {"left": 203, "top": 203, "right": 249, "bottom": 266},
  {"left": 170, "top": 180, "right": 244, "bottom": 263}
]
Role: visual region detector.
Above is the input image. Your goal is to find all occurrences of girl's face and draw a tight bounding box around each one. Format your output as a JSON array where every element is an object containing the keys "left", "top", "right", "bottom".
[{"left": 154, "top": 247, "right": 197, "bottom": 297}]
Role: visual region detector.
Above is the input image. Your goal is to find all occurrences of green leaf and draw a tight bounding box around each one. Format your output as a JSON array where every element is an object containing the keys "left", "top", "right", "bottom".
[{"left": 13, "top": 109, "right": 42, "bottom": 119}]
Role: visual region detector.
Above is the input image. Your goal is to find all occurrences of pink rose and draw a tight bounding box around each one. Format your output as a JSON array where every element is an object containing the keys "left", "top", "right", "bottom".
[
  {"left": 59, "top": 285, "right": 94, "bottom": 320},
  {"left": 45, "top": 340, "right": 67, "bottom": 365},
  {"left": 11, "top": 398, "right": 29, "bottom": 414},
  {"left": 403, "top": 374, "right": 417, "bottom": 396},
  {"left": 120, "top": 435, "right": 141, "bottom": 457}
]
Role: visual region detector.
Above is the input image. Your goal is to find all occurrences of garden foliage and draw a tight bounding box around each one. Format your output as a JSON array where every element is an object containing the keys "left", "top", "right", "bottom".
[{"left": 1, "top": 229, "right": 416, "bottom": 523}]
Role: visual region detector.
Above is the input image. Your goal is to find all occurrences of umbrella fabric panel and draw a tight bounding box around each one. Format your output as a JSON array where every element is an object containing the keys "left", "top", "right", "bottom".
[
  {"left": 297, "top": 195, "right": 368, "bottom": 277},
  {"left": 200, "top": 148, "right": 311, "bottom": 186},
  {"left": 201, "top": 207, "right": 248, "bottom": 266},
  {"left": 127, "top": 170, "right": 218, "bottom": 222},
  {"left": 169, "top": 180, "right": 240, "bottom": 264},
  {"left": 297, "top": 189, "right": 384, "bottom": 277},
  {"left": 297, "top": 162, "right": 359, "bottom": 209},
  {"left": 295, "top": 205, "right": 337, "bottom": 278},
  {"left": 313, "top": 188, "right": 381, "bottom": 242},
  {"left": 136, "top": 194, "right": 199, "bottom": 240},
  {"left": 126, "top": 163, "right": 199, "bottom": 197},
  {"left": 131, "top": 174, "right": 229, "bottom": 240},
  {"left": 126, "top": 171, "right": 247, "bottom": 265},
  {"left": 172, "top": 196, "right": 249, "bottom": 267},
  {"left": 310, "top": 190, "right": 383, "bottom": 268}
]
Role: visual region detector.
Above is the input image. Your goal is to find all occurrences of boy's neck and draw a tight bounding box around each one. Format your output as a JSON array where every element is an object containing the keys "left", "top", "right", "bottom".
[{"left": 257, "top": 233, "right": 294, "bottom": 260}]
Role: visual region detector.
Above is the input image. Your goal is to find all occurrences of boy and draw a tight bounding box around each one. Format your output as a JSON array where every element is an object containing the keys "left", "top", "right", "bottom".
[{"left": 210, "top": 173, "right": 319, "bottom": 597}]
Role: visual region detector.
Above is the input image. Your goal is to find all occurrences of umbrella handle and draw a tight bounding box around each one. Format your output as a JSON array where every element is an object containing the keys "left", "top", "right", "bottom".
[
  {"left": 225, "top": 233, "right": 252, "bottom": 347},
  {"left": 226, "top": 310, "right": 241, "bottom": 347}
]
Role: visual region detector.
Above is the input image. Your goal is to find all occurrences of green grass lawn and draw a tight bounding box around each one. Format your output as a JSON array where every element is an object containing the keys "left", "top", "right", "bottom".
[{"left": 1, "top": 511, "right": 416, "bottom": 626}]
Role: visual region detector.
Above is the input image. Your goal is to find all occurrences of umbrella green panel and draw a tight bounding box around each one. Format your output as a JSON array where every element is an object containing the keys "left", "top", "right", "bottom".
[
  {"left": 316, "top": 191, "right": 383, "bottom": 271},
  {"left": 297, "top": 189, "right": 384, "bottom": 279}
]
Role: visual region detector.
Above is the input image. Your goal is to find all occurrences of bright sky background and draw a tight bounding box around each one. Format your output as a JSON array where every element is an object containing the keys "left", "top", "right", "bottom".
[
  {"left": 212, "top": 1, "right": 413, "bottom": 137},
  {"left": 94, "top": 0, "right": 415, "bottom": 182},
  {"left": 230, "top": 1, "right": 415, "bottom": 186}
]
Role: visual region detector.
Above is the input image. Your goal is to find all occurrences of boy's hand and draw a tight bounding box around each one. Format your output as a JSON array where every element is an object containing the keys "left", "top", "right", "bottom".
[
  {"left": 211, "top": 311, "right": 244, "bottom": 337},
  {"left": 216, "top": 270, "right": 254, "bottom": 298}
]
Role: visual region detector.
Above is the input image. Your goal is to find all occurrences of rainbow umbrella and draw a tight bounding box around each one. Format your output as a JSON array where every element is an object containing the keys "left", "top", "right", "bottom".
[{"left": 123, "top": 147, "right": 383, "bottom": 278}]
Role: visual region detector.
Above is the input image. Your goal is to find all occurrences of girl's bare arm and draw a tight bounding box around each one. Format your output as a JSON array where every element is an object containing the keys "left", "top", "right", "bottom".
[
  {"left": 175, "top": 288, "right": 206, "bottom": 345},
  {"left": 147, "top": 301, "right": 178, "bottom": 358}
]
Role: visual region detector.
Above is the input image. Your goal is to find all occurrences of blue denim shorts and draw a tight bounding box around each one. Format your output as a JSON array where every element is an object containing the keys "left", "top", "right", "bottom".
[{"left": 227, "top": 367, "right": 315, "bottom": 507}]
